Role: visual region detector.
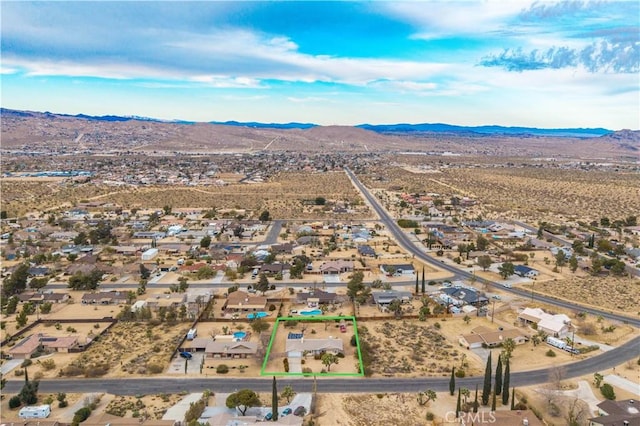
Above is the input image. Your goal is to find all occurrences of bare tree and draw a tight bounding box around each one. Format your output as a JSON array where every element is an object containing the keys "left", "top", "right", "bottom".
[
  {"left": 549, "top": 365, "right": 567, "bottom": 390},
  {"left": 565, "top": 398, "right": 589, "bottom": 426}
]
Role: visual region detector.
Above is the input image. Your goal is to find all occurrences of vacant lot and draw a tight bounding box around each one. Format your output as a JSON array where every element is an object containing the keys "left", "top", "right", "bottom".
[
  {"left": 359, "top": 165, "right": 640, "bottom": 223},
  {"left": 523, "top": 276, "right": 640, "bottom": 315}
]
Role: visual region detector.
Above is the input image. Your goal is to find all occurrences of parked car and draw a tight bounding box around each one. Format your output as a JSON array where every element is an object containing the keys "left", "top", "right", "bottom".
[
  {"left": 282, "top": 408, "right": 292, "bottom": 416},
  {"left": 264, "top": 412, "right": 273, "bottom": 421},
  {"left": 179, "top": 351, "right": 193, "bottom": 360},
  {"left": 293, "top": 406, "right": 307, "bottom": 417}
]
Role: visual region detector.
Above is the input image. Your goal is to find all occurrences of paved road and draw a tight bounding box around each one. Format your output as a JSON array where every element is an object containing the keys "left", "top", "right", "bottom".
[
  {"left": 5, "top": 334, "right": 639, "bottom": 395},
  {"left": 345, "top": 168, "right": 640, "bottom": 328}
]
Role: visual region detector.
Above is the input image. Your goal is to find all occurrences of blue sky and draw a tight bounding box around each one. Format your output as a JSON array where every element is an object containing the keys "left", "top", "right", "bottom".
[{"left": 1, "top": 1, "right": 638, "bottom": 129}]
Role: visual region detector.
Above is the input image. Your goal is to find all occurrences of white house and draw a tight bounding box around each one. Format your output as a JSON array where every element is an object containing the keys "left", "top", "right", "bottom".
[{"left": 518, "top": 307, "right": 573, "bottom": 337}]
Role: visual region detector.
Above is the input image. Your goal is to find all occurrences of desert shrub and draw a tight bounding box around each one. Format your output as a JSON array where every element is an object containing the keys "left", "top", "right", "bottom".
[
  {"left": 66, "top": 326, "right": 77, "bottom": 333},
  {"left": 455, "top": 369, "right": 466, "bottom": 378},
  {"left": 9, "top": 395, "right": 21, "bottom": 409},
  {"left": 600, "top": 383, "right": 616, "bottom": 400},
  {"left": 426, "top": 412, "right": 435, "bottom": 421},
  {"left": 147, "top": 363, "right": 164, "bottom": 374},
  {"left": 336, "top": 352, "right": 345, "bottom": 358},
  {"left": 350, "top": 335, "right": 357, "bottom": 347},
  {"left": 34, "top": 371, "right": 44, "bottom": 380},
  {"left": 41, "top": 359, "right": 56, "bottom": 371},
  {"left": 577, "top": 345, "right": 599, "bottom": 354},
  {"left": 84, "top": 363, "right": 109, "bottom": 377},
  {"left": 433, "top": 322, "right": 441, "bottom": 330},
  {"left": 216, "top": 364, "right": 229, "bottom": 374},
  {"left": 545, "top": 349, "right": 556, "bottom": 357},
  {"left": 21, "top": 359, "right": 33, "bottom": 368},
  {"left": 580, "top": 322, "right": 597, "bottom": 335},
  {"left": 60, "top": 365, "right": 84, "bottom": 376},
  {"left": 268, "top": 303, "right": 276, "bottom": 311},
  {"left": 59, "top": 400, "right": 68, "bottom": 408},
  {"left": 72, "top": 407, "right": 92, "bottom": 425},
  {"left": 14, "top": 369, "right": 24, "bottom": 377},
  {"left": 302, "top": 367, "right": 313, "bottom": 374},
  {"left": 283, "top": 358, "right": 289, "bottom": 373}
]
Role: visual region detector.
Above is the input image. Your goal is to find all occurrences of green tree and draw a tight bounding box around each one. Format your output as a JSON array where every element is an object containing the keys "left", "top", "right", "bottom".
[
  {"left": 509, "top": 387, "right": 515, "bottom": 409},
  {"left": 346, "top": 271, "right": 370, "bottom": 304},
  {"left": 321, "top": 353, "right": 339, "bottom": 372},
  {"left": 250, "top": 318, "right": 270, "bottom": 333},
  {"left": 456, "top": 388, "right": 461, "bottom": 417},
  {"left": 501, "top": 338, "right": 516, "bottom": 359},
  {"left": 477, "top": 255, "right": 492, "bottom": 271},
  {"left": 2, "top": 263, "right": 29, "bottom": 296},
  {"left": 476, "top": 235, "right": 490, "bottom": 251},
  {"left": 600, "top": 383, "right": 616, "bottom": 400},
  {"left": 593, "top": 372, "right": 604, "bottom": 387},
  {"left": 16, "top": 308, "right": 29, "bottom": 328},
  {"left": 314, "top": 197, "right": 326, "bottom": 205},
  {"left": 498, "top": 262, "right": 515, "bottom": 279},
  {"left": 281, "top": 385, "right": 295, "bottom": 404},
  {"left": 449, "top": 367, "right": 456, "bottom": 396},
  {"left": 256, "top": 273, "right": 270, "bottom": 295},
  {"left": 67, "top": 269, "right": 102, "bottom": 290},
  {"left": 417, "top": 389, "right": 437, "bottom": 406},
  {"left": 200, "top": 235, "right": 212, "bottom": 248},
  {"left": 600, "top": 217, "right": 610, "bottom": 227},
  {"left": 259, "top": 210, "right": 271, "bottom": 222},
  {"left": 5, "top": 295, "right": 19, "bottom": 314},
  {"left": 491, "top": 389, "right": 497, "bottom": 411},
  {"left": 40, "top": 302, "right": 52, "bottom": 314},
  {"left": 495, "top": 355, "right": 503, "bottom": 396},
  {"left": 421, "top": 268, "right": 425, "bottom": 294},
  {"left": 502, "top": 359, "right": 510, "bottom": 406},
  {"left": 482, "top": 351, "right": 492, "bottom": 406},
  {"left": 225, "top": 389, "right": 261, "bottom": 415},
  {"left": 610, "top": 260, "right": 627, "bottom": 276},
  {"left": 555, "top": 250, "right": 567, "bottom": 270},
  {"left": 569, "top": 254, "right": 579, "bottom": 273},
  {"left": 272, "top": 376, "right": 279, "bottom": 422}
]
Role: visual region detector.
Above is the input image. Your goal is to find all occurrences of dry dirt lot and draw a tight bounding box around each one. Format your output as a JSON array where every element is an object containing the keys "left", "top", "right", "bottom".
[
  {"left": 358, "top": 165, "right": 640, "bottom": 223},
  {"left": 522, "top": 275, "right": 640, "bottom": 316}
]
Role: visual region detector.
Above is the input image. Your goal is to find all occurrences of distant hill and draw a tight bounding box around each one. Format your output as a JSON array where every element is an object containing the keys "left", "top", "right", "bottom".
[
  {"left": 356, "top": 123, "right": 613, "bottom": 138},
  {"left": 210, "top": 120, "right": 316, "bottom": 129}
]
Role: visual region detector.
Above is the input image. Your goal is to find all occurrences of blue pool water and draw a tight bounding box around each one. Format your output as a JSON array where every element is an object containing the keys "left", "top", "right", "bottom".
[
  {"left": 300, "top": 309, "right": 322, "bottom": 316},
  {"left": 247, "top": 311, "right": 268, "bottom": 319},
  {"left": 233, "top": 331, "right": 247, "bottom": 339}
]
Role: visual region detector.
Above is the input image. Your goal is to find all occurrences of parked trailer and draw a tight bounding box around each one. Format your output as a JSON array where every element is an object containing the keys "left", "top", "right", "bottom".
[
  {"left": 186, "top": 328, "right": 197, "bottom": 340},
  {"left": 546, "top": 336, "right": 567, "bottom": 350}
]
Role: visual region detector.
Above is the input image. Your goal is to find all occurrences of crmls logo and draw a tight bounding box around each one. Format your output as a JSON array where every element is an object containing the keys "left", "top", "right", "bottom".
[{"left": 443, "top": 411, "right": 497, "bottom": 424}]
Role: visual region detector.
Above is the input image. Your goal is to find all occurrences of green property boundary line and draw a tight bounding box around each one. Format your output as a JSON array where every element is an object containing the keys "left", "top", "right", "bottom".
[{"left": 260, "top": 315, "right": 364, "bottom": 377}]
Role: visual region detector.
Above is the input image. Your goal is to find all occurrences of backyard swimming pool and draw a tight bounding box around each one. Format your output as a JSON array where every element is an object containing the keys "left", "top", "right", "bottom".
[
  {"left": 247, "top": 312, "right": 268, "bottom": 319},
  {"left": 299, "top": 309, "right": 322, "bottom": 316},
  {"left": 233, "top": 331, "right": 247, "bottom": 339}
]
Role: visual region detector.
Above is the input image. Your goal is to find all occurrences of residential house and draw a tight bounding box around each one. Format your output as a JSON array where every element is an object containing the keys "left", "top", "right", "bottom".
[
  {"left": 319, "top": 260, "right": 354, "bottom": 275},
  {"left": 260, "top": 263, "right": 291, "bottom": 276},
  {"left": 271, "top": 243, "right": 295, "bottom": 254},
  {"left": 286, "top": 337, "right": 344, "bottom": 356},
  {"left": 8, "top": 334, "right": 79, "bottom": 359},
  {"left": 18, "top": 292, "right": 70, "bottom": 305},
  {"left": 514, "top": 265, "right": 540, "bottom": 278},
  {"left": 357, "top": 245, "right": 376, "bottom": 257},
  {"left": 518, "top": 307, "right": 573, "bottom": 337},
  {"left": 379, "top": 263, "right": 415, "bottom": 276},
  {"left": 223, "top": 291, "right": 267, "bottom": 313},
  {"left": 145, "top": 293, "right": 186, "bottom": 311},
  {"left": 296, "top": 289, "right": 338, "bottom": 307},
  {"left": 459, "top": 326, "right": 529, "bottom": 349},
  {"left": 440, "top": 287, "right": 488, "bottom": 308},
  {"left": 205, "top": 341, "right": 258, "bottom": 359},
  {"left": 589, "top": 399, "right": 640, "bottom": 426},
  {"left": 81, "top": 291, "right": 128, "bottom": 305},
  {"left": 372, "top": 290, "right": 412, "bottom": 307}
]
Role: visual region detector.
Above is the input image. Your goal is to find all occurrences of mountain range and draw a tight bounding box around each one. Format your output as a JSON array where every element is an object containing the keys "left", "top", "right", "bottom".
[{"left": 0, "top": 108, "right": 616, "bottom": 138}]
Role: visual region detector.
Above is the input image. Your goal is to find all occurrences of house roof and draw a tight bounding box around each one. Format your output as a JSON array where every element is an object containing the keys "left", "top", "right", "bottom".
[
  {"left": 286, "top": 338, "right": 344, "bottom": 353},
  {"left": 372, "top": 290, "right": 412, "bottom": 304},
  {"left": 205, "top": 341, "right": 258, "bottom": 355},
  {"left": 597, "top": 399, "right": 640, "bottom": 417},
  {"left": 8, "top": 334, "right": 41, "bottom": 356},
  {"left": 225, "top": 291, "right": 267, "bottom": 309},
  {"left": 461, "top": 326, "right": 529, "bottom": 347},
  {"left": 296, "top": 289, "right": 338, "bottom": 304},
  {"left": 518, "top": 307, "right": 571, "bottom": 333}
]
